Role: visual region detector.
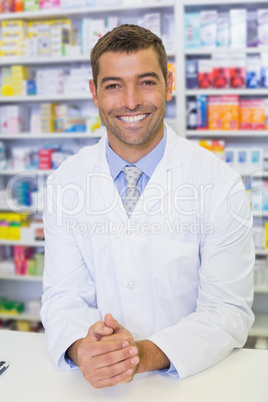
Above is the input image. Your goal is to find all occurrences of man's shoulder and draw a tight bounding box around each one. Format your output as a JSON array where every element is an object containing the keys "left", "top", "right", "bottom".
[
  {"left": 50, "top": 140, "right": 103, "bottom": 183},
  {"left": 166, "top": 127, "right": 240, "bottom": 185}
]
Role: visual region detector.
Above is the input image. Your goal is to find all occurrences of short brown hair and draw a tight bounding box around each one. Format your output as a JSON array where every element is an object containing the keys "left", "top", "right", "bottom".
[{"left": 90, "top": 24, "right": 168, "bottom": 87}]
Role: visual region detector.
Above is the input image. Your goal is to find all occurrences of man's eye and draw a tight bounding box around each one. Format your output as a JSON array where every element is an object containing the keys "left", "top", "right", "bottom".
[
  {"left": 142, "top": 80, "right": 156, "bottom": 86},
  {"left": 106, "top": 84, "right": 119, "bottom": 90}
]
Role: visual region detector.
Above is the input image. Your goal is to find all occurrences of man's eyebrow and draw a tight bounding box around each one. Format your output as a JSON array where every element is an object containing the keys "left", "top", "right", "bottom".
[
  {"left": 137, "top": 72, "right": 160, "bottom": 80},
  {"left": 100, "top": 72, "right": 161, "bottom": 86},
  {"left": 100, "top": 77, "right": 122, "bottom": 85}
]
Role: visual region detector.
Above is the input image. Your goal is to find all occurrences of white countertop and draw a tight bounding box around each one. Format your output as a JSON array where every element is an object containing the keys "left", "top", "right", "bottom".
[{"left": 1, "top": 330, "right": 268, "bottom": 402}]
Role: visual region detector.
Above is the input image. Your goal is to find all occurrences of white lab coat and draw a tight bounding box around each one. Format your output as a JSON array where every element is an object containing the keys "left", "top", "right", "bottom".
[{"left": 41, "top": 124, "right": 255, "bottom": 379}]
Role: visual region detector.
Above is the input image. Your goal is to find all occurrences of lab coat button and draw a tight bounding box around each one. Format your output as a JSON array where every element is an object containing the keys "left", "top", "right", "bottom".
[{"left": 127, "top": 281, "right": 136, "bottom": 290}]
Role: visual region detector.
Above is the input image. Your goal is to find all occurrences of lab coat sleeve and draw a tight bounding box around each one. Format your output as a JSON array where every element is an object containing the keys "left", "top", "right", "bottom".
[
  {"left": 41, "top": 173, "right": 101, "bottom": 370},
  {"left": 148, "top": 172, "right": 255, "bottom": 379}
]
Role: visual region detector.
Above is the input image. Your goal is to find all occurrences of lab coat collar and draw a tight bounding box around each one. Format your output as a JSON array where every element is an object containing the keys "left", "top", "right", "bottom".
[{"left": 90, "top": 123, "right": 182, "bottom": 173}]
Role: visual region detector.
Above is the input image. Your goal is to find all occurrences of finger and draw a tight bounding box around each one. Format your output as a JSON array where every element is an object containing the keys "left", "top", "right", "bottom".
[
  {"left": 90, "top": 346, "right": 138, "bottom": 370},
  {"left": 94, "top": 354, "right": 139, "bottom": 381},
  {"left": 88, "top": 362, "right": 139, "bottom": 389},
  {"left": 100, "top": 333, "right": 134, "bottom": 345},
  {"left": 86, "top": 320, "right": 113, "bottom": 341},
  {"left": 78, "top": 340, "right": 131, "bottom": 364}
]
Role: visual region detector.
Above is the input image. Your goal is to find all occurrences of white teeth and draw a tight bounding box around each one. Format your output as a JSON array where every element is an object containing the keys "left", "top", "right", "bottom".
[{"left": 119, "top": 114, "right": 148, "bottom": 123}]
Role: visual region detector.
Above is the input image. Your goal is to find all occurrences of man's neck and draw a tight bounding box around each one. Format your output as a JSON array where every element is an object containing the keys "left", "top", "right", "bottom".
[{"left": 107, "top": 130, "right": 164, "bottom": 164}]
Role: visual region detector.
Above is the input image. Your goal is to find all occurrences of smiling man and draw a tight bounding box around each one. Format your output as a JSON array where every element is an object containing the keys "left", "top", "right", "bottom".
[{"left": 41, "top": 25, "right": 254, "bottom": 389}]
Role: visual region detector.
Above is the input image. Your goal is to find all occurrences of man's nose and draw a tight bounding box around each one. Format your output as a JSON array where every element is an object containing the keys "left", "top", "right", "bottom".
[{"left": 121, "top": 85, "right": 142, "bottom": 110}]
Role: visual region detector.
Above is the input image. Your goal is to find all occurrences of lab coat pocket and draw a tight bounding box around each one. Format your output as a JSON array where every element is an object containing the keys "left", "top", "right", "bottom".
[{"left": 152, "top": 237, "right": 200, "bottom": 298}]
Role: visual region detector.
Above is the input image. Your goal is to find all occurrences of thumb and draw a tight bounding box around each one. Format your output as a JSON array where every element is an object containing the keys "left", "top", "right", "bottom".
[{"left": 104, "top": 313, "right": 122, "bottom": 332}]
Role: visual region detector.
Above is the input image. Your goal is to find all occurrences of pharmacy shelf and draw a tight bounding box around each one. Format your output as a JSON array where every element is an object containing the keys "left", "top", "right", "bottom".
[
  {"left": 0, "top": 273, "right": 42, "bottom": 282},
  {"left": 185, "top": 47, "right": 268, "bottom": 55},
  {"left": 0, "top": 50, "right": 176, "bottom": 66},
  {"left": 186, "top": 89, "right": 268, "bottom": 96},
  {"left": 0, "top": 55, "right": 93, "bottom": 66},
  {"left": 252, "top": 211, "right": 268, "bottom": 218},
  {"left": 255, "top": 249, "right": 268, "bottom": 256},
  {"left": 249, "top": 314, "right": 268, "bottom": 338},
  {"left": 184, "top": 0, "right": 268, "bottom": 5},
  {"left": 0, "top": 169, "right": 53, "bottom": 175},
  {"left": 0, "top": 93, "right": 92, "bottom": 103},
  {"left": 255, "top": 286, "right": 268, "bottom": 295},
  {"left": 0, "top": 1, "right": 174, "bottom": 21},
  {"left": 0, "top": 239, "right": 44, "bottom": 246},
  {"left": 241, "top": 171, "right": 268, "bottom": 178},
  {"left": 0, "top": 312, "right": 40, "bottom": 322},
  {"left": 0, "top": 132, "right": 102, "bottom": 139},
  {"left": 0, "top": 205, "right": 44, "bottom": 213},
  {"left": 186, "top": 130, "right": 268, "bottom": 138}
]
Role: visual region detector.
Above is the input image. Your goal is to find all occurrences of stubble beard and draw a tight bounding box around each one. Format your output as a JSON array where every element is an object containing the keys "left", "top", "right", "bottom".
[{"left": 98, "top": 103, "right": 166, "bottom": 147}]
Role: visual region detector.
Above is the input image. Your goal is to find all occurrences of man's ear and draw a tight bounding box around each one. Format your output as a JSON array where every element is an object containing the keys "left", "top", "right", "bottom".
[
  {"left": 89, "top": 79, "right": 98, "bottom": 108},
  {"left": 165, "top": 71, "right": 173, "bottom": 102}
]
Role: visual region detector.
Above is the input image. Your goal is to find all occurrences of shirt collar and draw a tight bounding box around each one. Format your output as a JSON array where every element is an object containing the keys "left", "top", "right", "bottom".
[{"left": 106, "top": 128, "right": 167, "bottom": 180}]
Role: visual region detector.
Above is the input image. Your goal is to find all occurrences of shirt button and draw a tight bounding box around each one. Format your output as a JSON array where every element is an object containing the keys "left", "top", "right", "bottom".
[{"left": 127, "top": 281, "right": 136, "bottom": 291}]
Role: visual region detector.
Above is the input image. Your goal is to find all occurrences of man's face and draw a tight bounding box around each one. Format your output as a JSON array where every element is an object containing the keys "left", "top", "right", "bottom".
[{"left": 89, "top": 48, "right": 173, "bottom": 154}]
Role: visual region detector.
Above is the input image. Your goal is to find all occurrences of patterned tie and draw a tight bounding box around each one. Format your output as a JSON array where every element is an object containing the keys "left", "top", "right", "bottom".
[{"left": 123, "top": 165, "right": 143, "bottom": 217}]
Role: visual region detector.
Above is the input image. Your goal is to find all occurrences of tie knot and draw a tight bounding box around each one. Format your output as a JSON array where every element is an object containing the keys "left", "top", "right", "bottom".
[{"left": 123, "top": 166, "right": 143, "bottom": 188}]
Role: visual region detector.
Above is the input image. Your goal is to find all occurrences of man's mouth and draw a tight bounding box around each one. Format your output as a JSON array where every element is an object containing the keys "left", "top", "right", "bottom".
[{"left": 117, "top": 114, "right": 149, "bottom": 123}]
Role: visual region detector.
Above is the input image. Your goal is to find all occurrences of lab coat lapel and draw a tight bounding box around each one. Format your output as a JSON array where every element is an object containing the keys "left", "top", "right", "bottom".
[
  {"left": 87, "top": 131, "right": 126, "bottom": 219},
  {"left": 133, "top": 125, "right": 182, "bottom": 220}
]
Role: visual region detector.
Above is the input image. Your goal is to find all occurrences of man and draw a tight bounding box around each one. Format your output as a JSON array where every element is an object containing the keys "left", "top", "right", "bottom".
[{"left": 41, "top": 24, "right": 254, "bottom": 389}]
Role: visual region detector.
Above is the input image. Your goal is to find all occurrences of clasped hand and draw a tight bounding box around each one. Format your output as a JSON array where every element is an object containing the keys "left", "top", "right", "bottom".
[{"left": 77, "top": 313, "right": 140, "bottom": 388}]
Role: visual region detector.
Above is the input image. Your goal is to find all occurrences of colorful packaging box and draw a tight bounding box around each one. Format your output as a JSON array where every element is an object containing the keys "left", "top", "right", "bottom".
[
  {"left": 230, "top": 9, "right": 247, "bottom": 48},
  {"left": 207, "top": 96, "right": 222, "bottom": 130},
  {"left": 198, "top": 59, "right": 213, "bottom": 89},
  {"left": 40, "top": 103, "right": 55, "bottom": 133},
  {"left": 258, "top": 9, "right": 268, "bottom": 47},
  {"left": 240, "top": 99, "right": 266, "bottom": 130},
  {"left": 38, "top": 148, "right": 54, "bottom": 169},
  {"left": 186, "top": 99, "right": 197, "bottom": 130},
  {"left": 247, "top": 11, "right": 258, "bottom": 47},
  {"left": 246, "top": 56, "right": 261, "bottom": 88},
  {"left": 199, "top": 140, "right": 225, "bottom": 160},
  {"left": 261, "top": 53, "right": 268, "bottom": 87},
  {"left": 0, "top": 105, "right": 25, "bottom": 134},
  {"left": 196, "top": 95, "right": 207, "bottom": 129},
  {"left": 23, "top": 0, "right": 40, "bottom": 11},
  {"left": 212, "top": 54, "right": 230, "bottom": 88},
  {"left": 216, "top": 13, "right": 229, "bottom": 47},
  {"left": 200, "top": 10, "right": 217, "bottom": 48},
  {"left": 221, "top": 95, "right": 239, "bottom": 130},
  {"left": 1, "top": 20, "right": 27, "bottom": 57},
  {"left": 39, "top": 0, "right": 60, "bottom": 8},
  {"left": 185, "top": 59, "right": 198, "bottom": 89},
  {"left": 229, "top": 54, "right": 246, "bottom": 88},
  {"left": 184, "top": 12, "right": 201, "bottom": 49},
  {"left": 225, "top": 147, "right": 237, "bottom": 167}
]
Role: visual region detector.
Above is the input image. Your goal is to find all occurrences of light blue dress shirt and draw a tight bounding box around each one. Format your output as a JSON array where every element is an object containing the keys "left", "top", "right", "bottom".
[
  {"left": 105, "top": 128, "right": 178, "bottom": 379},
  {"left": 106, "top": 130, "right": 167, "bottom": 203}
]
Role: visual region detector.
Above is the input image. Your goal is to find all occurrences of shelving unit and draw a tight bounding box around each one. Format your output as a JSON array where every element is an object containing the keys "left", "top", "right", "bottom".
[
  {"left": 0, "top": 94, "right": 92, "bottom": 103},
  {"left": 0, "top": 1, "right": 175, "bottom": 21},
  {"left": 181, "top": 0, "right": 268, "bottom": 347},
  {"left": 0, "top": 1, "right": 177, "bottom": 330},
  {"left": 0, "top": 273, "right": 42, "bottom": 282},
  {"left": 187, "top": 130, "right": 268, "bottom": 138},
  {"left": 0, "top": 312, "right": 40, "bottom": 321},
  {"left": 0, "top": 51, "right": 176, "bottom": 67}
]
